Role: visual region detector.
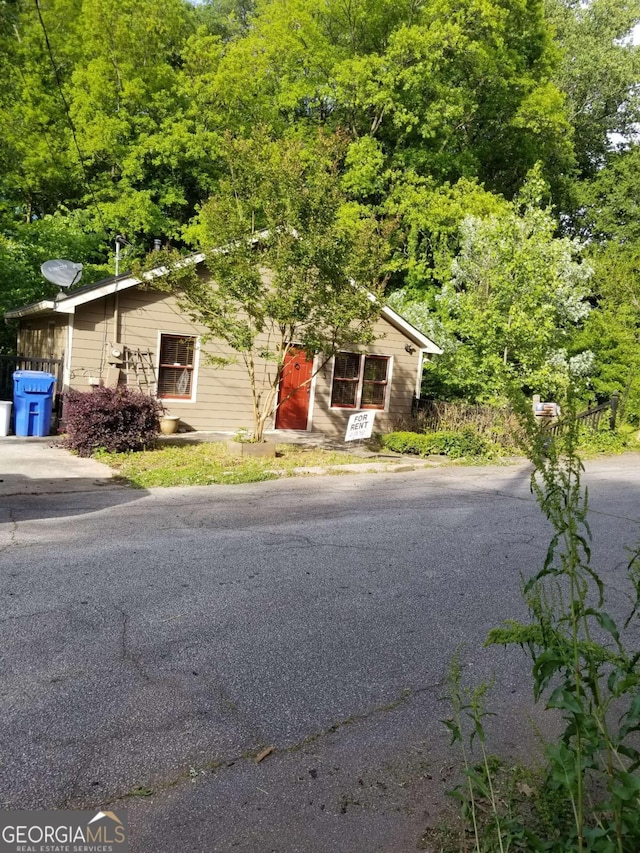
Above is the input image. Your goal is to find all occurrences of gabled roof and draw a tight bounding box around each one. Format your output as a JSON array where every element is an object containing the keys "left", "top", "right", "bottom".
[
  {"left": 381, "top": 304, "right": 442, "bottom": 353},
  {"left": 5, "top": 253, "right": 442, "bottom": 354},
  {"left": 4, "top": 252, "right": 206, "bottom": 319}
]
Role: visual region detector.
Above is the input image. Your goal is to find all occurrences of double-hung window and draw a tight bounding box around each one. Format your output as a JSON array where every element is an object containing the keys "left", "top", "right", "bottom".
[
  {"left": 158, "top": 334, "right": 196, "bottom": 400},
  {"left": 331, "top": 353, "right": 390, "bottom": 410}
]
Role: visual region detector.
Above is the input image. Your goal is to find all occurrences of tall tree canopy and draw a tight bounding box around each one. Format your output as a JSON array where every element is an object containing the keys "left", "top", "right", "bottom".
[
  {"left": 545, "top": 0, "right": 640, "bottom": 180},
  {"left": 0, "top": 0, "right": 638, "bottom": 414}
]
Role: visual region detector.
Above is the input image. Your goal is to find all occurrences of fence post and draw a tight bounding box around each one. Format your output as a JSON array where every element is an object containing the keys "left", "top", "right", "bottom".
[{"left": 609, "top": 392, "right": 619, "bottom": 430}]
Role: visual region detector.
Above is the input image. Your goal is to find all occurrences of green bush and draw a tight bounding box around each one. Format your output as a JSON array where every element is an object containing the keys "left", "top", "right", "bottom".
[
  {"left": 381, "top": 431, "right": 433, "bottom": 455},
  {"left": 576, "top": 422, "right": 632, "bottom": 455},
  {"left": 381, "top": 428, "right": 491, "bottom": 458}
]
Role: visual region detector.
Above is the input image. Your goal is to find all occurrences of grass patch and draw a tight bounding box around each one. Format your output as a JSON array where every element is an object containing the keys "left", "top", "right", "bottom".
[
  {"left": 95, "top": 428, "right": 639, "bottom": 489},
  {"left": 95, "top": 442, "right": 371, "bottom": 488}
]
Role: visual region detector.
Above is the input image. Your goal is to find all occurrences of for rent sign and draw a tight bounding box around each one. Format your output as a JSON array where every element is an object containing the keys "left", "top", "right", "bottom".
[{"left": 344, "top": 411, "right": 376, "bottom": 442}]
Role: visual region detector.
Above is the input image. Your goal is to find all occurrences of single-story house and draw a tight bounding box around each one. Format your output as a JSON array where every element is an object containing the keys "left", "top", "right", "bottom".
[{"left": 5, "top": 260, "right": 442, "bottom": 436}]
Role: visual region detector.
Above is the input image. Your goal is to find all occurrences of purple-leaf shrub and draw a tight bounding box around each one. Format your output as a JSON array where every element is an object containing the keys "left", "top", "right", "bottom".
[{"left": 63, "top": 387, "right": 164, "bottom": 456}]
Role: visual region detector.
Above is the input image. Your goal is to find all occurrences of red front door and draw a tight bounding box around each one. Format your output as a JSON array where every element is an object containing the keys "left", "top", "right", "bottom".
[{"left": 275, "top": 349, "right": 313, "bottom": 430}]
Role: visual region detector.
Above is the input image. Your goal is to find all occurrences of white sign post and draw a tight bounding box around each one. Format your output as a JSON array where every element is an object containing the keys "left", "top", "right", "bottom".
[{"left": 345, "top": 411, "right": 376, "bottom": 442}]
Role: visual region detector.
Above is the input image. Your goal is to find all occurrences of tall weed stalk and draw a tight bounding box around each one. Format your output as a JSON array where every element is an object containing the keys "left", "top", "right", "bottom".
[{"left": 446, "top": 389, "right": 640, "bottom": 852}]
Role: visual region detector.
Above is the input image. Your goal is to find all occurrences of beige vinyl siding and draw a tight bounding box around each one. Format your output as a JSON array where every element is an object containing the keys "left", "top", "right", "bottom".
[
  {"left": 309, "top": 315, "right": 421, "bottom": 436},
  {"left": 70, "top": 287, "right": 272, "bottom": 432},
  {"left": 64, "top": 283, "right": 425, "bottom": 434},
  {"left": 70, "top": 300, "right": 115, "bottom": 383},
  {"left": 18, "top": 317, "right": 66, "bottom": 359}
]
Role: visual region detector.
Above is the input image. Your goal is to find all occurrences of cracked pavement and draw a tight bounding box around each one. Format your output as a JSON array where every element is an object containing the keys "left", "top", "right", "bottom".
[{"left": 1, "top": 457, "right": 639, "bottom": 851}]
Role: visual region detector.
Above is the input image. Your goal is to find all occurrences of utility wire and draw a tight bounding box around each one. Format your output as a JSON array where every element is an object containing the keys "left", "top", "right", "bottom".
[{"left": 33, "top": 0, "right": 108, "bottom": 233}]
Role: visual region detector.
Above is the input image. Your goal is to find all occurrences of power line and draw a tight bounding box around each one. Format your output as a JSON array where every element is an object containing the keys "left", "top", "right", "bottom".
[{"left": 33, "top": 0, "right": 108, "bottom": 233}]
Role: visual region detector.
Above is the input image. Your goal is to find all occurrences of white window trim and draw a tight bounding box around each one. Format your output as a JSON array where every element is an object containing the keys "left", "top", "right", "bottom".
[
  {"left": 306, "top": 354, "right": 320, "bottom": 430},
  {"left": 155, "top": 331, "right": 200, "bottom": 404},
  {"left": 63, "top": 315, "right": 74, "bottom": 389},
  {"left": 329, "top": 353, "right": 393, "bottom": 413}
]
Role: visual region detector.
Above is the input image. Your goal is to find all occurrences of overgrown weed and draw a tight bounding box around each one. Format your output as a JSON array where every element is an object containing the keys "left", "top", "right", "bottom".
[
  {"left": 436, "top": 388, "right": 640, "bottom": 852},
  {"left": 393, "top": 402, "right": 524, "bottom": 454}
]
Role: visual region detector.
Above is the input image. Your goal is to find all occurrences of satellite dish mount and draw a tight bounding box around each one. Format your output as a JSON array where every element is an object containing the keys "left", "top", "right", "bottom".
[{"left": 115, "top": 234, "right": 129, "bottom": 276}]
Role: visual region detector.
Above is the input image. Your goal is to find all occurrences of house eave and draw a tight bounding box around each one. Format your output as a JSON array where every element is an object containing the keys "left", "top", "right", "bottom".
[
  {"left": 4, "top": 300, "right": 58, "bottom": 319},
  {"left": 4, "top": 252, "right": 207, "bottom": 321},
  {"left": 380, "top": 305, "right": 443, "bottom": 354},
  {"left": 61, "top": 254, "right": 206, "bottom": 309},
  {"left": 5, "top": 251, "right": 443, "bottom": 359}
]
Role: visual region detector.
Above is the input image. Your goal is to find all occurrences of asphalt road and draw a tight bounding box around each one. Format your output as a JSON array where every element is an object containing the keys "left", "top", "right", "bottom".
[{"left": 1, "top": 456, "right": 639, "bottom": 852}]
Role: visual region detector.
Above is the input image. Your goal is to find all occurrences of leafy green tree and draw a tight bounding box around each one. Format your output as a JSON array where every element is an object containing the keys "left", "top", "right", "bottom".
[
  {"left": 574, "top": 145, "right": 640, "bottom": 245},
  {"left": 338, "top": 0, "right": 572, "bottom": 194},
  {"left": 0, "top": 0, "right": 82, "bottom": 225},
  {"left": 434, "top": 169, "right": 593, "bottom": 401},
  {"left": 571, "top": 146, "right": 640, "bottom": 421},
  {"left": 0, "top": 0, "right": 216, "bottom": 243},
  {"left": 0, "top": 211, "right": 108, "bottom": 352},
  {"left": 576, "top": 270, "right": 640, "bottom": 423},
  {"left": 193, "top": 0, "right": 257, "bottom": 41},
  {"left": 165, "top": 130, "right": 386, "bottom": 440},
  {"left": 384, "top": 176, "right": 511, "bottom": 293},
  {"left": 66, "top": 0, "right": 200, "bottom": 238},
  {"left": 382, "top": 178, "right": 510, "bottom": 395},
  {"left": 207, "top": 0, "right": 573, "bottom": 199},
  {"left": 546, "top": 0, "right": 640, "bottom": 181}
]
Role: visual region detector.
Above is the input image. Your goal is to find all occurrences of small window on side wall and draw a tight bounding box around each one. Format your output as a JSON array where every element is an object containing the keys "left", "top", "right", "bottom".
[
  {"left": 158, "top": 334, "right": 196, "bottom": 399},
  {"left": 331, "top": 353, "right": 390, "bottom": 410}
]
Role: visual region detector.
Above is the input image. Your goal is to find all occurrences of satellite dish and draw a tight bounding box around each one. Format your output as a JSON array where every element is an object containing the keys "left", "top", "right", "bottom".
[{"left": 41, "top": 259, "right": 83, "bottom": 289}]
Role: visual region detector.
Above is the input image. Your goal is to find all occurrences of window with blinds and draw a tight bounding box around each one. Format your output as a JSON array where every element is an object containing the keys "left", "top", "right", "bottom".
[
  {"left": 157, "top": 334, "right": 196, "bottom": 399},
  {"left": 361, "top": 356, "right": 389, "bottom": 408},
  {"left": 331, "top": 353, "right": 361, "bottom": 408},
  {"left": 330, "top": 353, "right": 390, "bottom": 410}
]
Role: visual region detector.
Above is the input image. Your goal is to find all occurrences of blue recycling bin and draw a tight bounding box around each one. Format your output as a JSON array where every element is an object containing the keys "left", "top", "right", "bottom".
[{"left": 13, "top": 370, "right": 56, "bottom": 437}]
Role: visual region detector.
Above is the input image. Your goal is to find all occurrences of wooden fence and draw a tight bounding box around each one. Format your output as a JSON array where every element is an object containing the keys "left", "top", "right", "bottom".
[
  {"left": 547, "top": 393, "right": 619, "bottom": 436},
  {"left": 0, "top": 356, "right": 64, "bottom": 411}
]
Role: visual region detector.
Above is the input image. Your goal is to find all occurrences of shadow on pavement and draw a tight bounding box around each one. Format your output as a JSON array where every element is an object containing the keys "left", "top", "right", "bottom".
[
  {"left": 0, "top": 477, "right": 149, "bottom": 521},
  {"left": 0, "top": 434, "right": 151, "bottom": 519}
]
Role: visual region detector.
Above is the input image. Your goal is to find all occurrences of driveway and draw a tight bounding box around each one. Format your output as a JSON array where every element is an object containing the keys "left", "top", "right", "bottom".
[
  {"left": 0, "top": 436, "right": 116, "bottom": 496},
  {"left": 1, "top": 456, "right": 639, "bottom": 852}
]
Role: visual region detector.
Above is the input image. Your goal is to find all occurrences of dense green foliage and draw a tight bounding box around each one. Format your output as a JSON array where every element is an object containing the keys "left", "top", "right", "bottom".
[
  {"left": 382, "top": 428, "right": 492, "bottom": 458},
  {"left": 434, "top": 169, "right": 593, "bottom": 400},
  {"left": 1, "top": 0, "right": 638, "bottom": 418}
]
